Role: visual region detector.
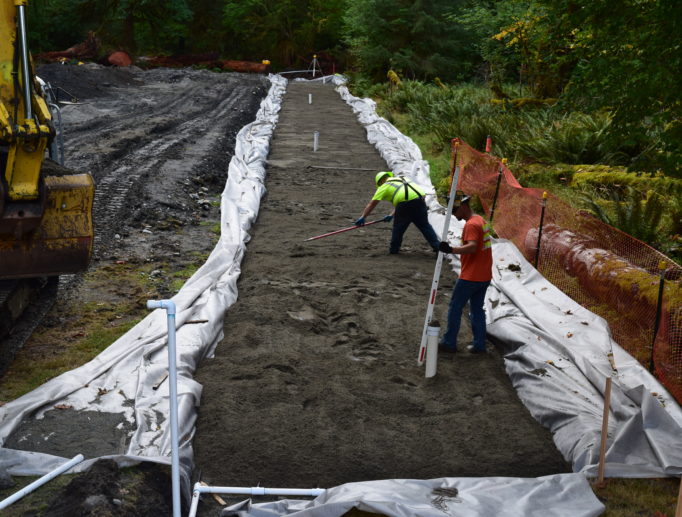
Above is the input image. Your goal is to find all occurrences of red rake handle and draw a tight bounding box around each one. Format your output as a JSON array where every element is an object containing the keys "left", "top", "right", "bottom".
[{"left": 304, "top": 219, "right": 386, "bottom": 241}]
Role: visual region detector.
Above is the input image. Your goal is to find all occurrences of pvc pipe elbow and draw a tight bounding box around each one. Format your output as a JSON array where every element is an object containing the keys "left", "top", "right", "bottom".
[{"left": 146, "top": 299, "right": 176, "bottom": 315}]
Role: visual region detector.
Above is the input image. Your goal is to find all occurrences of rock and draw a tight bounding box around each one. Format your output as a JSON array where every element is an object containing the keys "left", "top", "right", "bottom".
[
  {"left": 83, "top": 494, "right": 110, "bottom": 511},
  {"left": 105, "top": 51, "right": 132, "bottom": 67}
]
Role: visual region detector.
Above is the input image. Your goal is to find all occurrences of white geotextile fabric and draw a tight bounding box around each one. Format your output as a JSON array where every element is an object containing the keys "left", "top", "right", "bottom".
[
  {"left": 220, "top": 474, "right": 603, "bottom": 517},
  {"left": 0, "top": 74, "right": 288, "bottom": 488},
  {"left": 0, "top": 73, "right": 677, "bottom": 515},
  {"left": 332, "top": 76, "right": 682, "bottom": 478}
]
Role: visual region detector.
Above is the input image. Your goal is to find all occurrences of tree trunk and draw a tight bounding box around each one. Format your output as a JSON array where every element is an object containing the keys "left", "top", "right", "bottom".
[{"left": 122, "top": 10, "right": 136, "bottom": 53}]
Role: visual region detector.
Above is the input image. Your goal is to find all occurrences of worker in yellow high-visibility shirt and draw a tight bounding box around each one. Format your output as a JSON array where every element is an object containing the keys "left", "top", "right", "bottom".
[{"left": 355, "top": 171, "right": 440, "bottom": 254}]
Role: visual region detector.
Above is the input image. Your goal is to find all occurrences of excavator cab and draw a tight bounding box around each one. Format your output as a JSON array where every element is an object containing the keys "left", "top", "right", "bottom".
[{"left": 0, "top": 0, "right": 94, "bottom": 279}]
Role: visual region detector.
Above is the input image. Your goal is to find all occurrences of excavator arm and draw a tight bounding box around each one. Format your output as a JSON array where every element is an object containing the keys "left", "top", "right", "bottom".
[
  {"left": 0, "top": 0, "right": 94, "bottom": 278},
  {"left": 0, "top": 0, "right": 50, "bottom": 202}
]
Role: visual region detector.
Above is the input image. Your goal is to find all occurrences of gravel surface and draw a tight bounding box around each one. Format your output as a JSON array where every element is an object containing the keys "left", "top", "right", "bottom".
[{"left": 192, "top": 82, "right": 569, "bottom": 516}]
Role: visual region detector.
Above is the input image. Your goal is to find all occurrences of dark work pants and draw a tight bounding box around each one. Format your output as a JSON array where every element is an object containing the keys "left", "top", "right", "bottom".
[
  {"left": 390, "top": 197, "right": 440, "bottom": 253},
  {"left": 441, "top": 278, "right": 491, "bottom": 351}
]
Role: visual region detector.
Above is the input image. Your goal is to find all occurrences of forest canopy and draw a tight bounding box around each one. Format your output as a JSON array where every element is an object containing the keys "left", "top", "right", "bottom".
[{"left": 25, "top": 0, "right": 682, "bottom": 176}]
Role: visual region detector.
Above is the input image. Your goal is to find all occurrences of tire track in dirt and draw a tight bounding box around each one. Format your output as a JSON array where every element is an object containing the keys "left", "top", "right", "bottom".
[{"left": 55, "top": 71, "right": 266, "bottom": 257}]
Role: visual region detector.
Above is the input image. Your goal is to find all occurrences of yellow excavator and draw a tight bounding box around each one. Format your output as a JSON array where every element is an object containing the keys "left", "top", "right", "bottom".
[{"left": 0, "top": 0, "right": 94, "bottom": 279}]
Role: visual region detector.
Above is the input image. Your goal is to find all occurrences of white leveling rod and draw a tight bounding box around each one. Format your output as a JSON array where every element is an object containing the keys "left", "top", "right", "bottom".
[{"left": 417, "top": 147, "right": 462, "bottom": 365}]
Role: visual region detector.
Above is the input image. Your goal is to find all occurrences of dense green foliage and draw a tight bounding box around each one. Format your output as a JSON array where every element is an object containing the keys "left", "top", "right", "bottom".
[
  {"left": 343, "top": 0, "right": 477, "bottom": 81},
  {"left": 25, "top": 0, "right": 346, "bottom": 66},
  {"left": 486, "top": 0, "right": 682, "bottom": 176},
  {"left": 360, "top": 80, "right": 632, "bottom": 166},
  {"left": 21, "top": 0, "right": 681, "bottom": 254},
  {"left": 27, "top": 0, "right": 192, "bottom": 53},
  {"left": 24, "top": 0, "right": 681, "bottom": 176},
  {"left": 221, "top": 0, "right": 347, "bottom": 66}
]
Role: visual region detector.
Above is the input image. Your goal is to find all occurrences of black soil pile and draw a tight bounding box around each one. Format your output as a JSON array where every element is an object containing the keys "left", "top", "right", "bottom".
[
  {"left": 43, "top": 460, "right": 172, "bottom": 517},
  {"left": 38, "top": 62, "right": 144, "bottom": 101}
]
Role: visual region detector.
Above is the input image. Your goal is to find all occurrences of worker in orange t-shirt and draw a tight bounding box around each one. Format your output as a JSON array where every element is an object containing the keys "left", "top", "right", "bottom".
[{"left": 437, "top": 193, "right": 493, "bottom": 354}]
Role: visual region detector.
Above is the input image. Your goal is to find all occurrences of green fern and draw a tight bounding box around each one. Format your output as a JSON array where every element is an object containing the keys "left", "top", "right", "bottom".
[{"left": 581, "top": 186, "right": 664, "bottom": 243}]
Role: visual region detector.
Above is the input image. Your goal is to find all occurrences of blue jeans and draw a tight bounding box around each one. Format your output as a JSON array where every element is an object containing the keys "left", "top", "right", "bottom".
[
  {"left": 441, "top": 279, "right": 490, "bottom": 351},
  {"left": 390, "top": 198, "right": 440, "bottom": 253}
]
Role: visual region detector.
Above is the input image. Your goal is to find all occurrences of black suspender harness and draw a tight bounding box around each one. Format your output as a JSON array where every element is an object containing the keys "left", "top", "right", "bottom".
[{"left": 388, "top": 178, "right": 422, "bottom": 203}]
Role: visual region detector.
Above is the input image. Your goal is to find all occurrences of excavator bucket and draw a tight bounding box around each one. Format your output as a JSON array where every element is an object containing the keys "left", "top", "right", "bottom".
[{"left": 0, "top": 172, "right": 94, "bottom": 279}]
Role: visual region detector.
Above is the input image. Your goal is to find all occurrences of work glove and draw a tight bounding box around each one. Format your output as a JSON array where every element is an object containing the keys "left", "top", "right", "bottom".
[
  {"left": 355, "top": 217, "right": 366, "bottom": 226},
  {"left": 438, "top": 241, "right": 452, "bottom": 254},
  {"left": 383, "top": 214, "right": 393, "bottom": 222}
]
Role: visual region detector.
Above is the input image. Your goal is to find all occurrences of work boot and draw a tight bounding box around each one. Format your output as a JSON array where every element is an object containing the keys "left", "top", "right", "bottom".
[{"left": 439, "top": 341, "right": 457, "bottom": 353}]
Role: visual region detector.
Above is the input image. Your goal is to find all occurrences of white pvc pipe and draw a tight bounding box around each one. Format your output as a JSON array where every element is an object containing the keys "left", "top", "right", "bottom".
[
  {"left": 0, "top": 454, "right": 84, "bottom": 510},
  {"left": 313, "top": 131, "right": 319, "bottom": 152},
  {"left": 199, "top": 486, "right": 326, "bottom": 497},
  {"left": 188, "top": 483, "right": 326, "bottom": 517},
  {"left": 425, "top": 324, "right": 440, "bottom": 378},
  {"left": 147, "top": 299, "right": 181, "bottom": 517},
  {"left": 189, "top": 487, "right": 201, "bottom": 517},
  {"left": 308, "top": 93, "right": 312, "bottom": 104}
]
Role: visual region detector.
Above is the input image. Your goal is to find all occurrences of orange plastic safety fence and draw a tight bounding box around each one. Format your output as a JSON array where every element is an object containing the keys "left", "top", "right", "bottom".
[{"left": 453, "top": 141, "right": 682, "bottom": 404}]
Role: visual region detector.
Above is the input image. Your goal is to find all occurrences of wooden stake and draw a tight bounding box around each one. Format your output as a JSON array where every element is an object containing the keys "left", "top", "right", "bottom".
[
  {"left": 675, "top": 476, "right": 682, "bottom": 517},
  {"left": 597, "top": 376, "right": 613, "bottom": 485},
  {"left": 200, "top": 482, "right": 227, "bottom": 506}
]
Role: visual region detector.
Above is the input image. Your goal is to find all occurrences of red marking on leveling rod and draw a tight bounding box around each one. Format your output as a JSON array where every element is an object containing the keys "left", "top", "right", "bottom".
[
  {"left": 419, "top": 348, "right": 426, "bottom": 362},
  {"left": 430, "top": 289, "right": 437, "bottom": 304}
]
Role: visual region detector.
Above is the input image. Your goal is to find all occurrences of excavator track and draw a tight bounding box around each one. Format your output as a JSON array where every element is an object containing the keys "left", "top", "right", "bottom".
[{"left": 0, "top": 276, "right": 58, "bottom": 376}]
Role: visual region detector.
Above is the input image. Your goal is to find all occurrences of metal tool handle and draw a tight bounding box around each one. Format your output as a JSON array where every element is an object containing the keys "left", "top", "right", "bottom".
[{"left": 304, "top": 218, "right": 385, "bottom": 241}]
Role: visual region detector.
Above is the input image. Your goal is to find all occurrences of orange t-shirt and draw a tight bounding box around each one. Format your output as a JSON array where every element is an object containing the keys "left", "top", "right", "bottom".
[{"left": 459, "top": 214, "right": 493, "bottom": 282}]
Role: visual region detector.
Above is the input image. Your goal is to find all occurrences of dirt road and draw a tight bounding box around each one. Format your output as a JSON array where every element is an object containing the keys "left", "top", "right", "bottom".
[
  {"left": 0, "top": 64, "right": 268, "bottom": 377},
  {"left": 39, "top": 63, "right": 269, "bottom": 270},
  {"left": 192, "top": 82, "right": 568, "bottom": 516}
]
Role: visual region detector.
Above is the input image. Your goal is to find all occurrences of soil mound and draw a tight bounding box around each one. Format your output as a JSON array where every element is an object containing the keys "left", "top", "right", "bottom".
[
  {"left": 37, "top": 62, "right": 144, "bottom": 101},
  {"left": 44, "top": 460, "right": 173, "bottom": 517}
]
